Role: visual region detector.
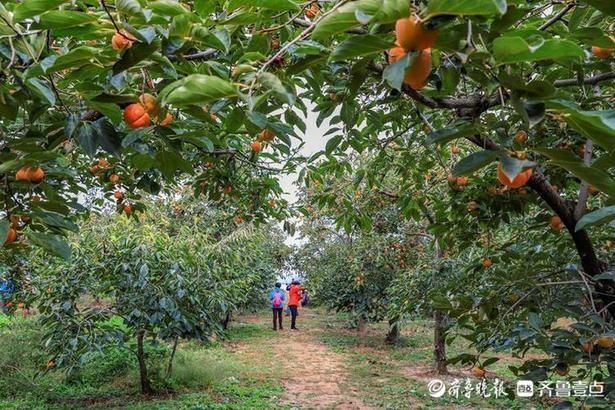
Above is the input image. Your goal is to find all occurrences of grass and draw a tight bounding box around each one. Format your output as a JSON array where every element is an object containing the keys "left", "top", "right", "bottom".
[
  {"left": 0, "top": 309, "right": 586, "bottom": 409},
  {"left": 0, "top": 315, "right": 284, "bottom": 409},
  {"left": 314, "top": 312, "right": 556, "bottom": 409}
]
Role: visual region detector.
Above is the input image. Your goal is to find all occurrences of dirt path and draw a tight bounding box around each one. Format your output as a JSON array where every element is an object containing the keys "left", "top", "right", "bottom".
[{"left": 236, "top": 308, "right": 373, "bottom": 409}]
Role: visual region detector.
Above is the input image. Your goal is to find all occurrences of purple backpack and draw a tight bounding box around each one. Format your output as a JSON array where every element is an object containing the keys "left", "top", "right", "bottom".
[{"left": 272, "top": 292, "right": 282, "bottom": 308}]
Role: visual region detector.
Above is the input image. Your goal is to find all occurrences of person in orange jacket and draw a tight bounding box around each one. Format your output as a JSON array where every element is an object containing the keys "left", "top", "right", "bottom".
[{"left": 288, "top": 279, "right": 305, "bottom": 330}]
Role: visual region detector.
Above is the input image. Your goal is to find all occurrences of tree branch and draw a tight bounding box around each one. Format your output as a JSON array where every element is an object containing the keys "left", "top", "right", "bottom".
[
  {"left": 167, "top": 49, "right": 217, "bottom": 61},
  {"left": 370, "top": 62, "right": 499, "bottom": 110},
  {"left": 539, "top": 2, "right": 576, "bottom": 31},
  {"left": 100, "top": 0, "right": 136, "bottom": 42},
  {"left": 466, "top": 134, "right": 500, "bottom": 151},
  {"left": 554, "top": 71, "right": 615, "bottom": 87},
  {"left": 293, "top": 18, "right": 367, "bottom": 34}
]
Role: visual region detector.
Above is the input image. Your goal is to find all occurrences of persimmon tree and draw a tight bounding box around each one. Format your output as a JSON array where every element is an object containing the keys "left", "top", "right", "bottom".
[
  {"left": 294, "top": 0, "right": 613, "bottom": 389},
  {"left": 28, "top": 198, "right": 287, "bottom": 394},
  {"left": 296, "top": 197, "right": 421, "bottom": 337}
]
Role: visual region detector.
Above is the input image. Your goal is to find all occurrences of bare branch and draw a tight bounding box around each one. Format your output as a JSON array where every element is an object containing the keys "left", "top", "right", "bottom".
[
  {"left": 100, "top": 0, "right": 137, "bottom": 42},
  {"left": 167, "top": 49, "right": 217, "bottom": 61},
  {"left": 249, "top": 1, "right": 351, "bottom": 97},
  {"left": 539, "top": 2, "right": 576, "bottom": 31},
  {"left": 554, "top": 71, "right": 615, "bottom": 87},
  {"left": 293, "top": 17, "right": 367, "bottom": 34}
]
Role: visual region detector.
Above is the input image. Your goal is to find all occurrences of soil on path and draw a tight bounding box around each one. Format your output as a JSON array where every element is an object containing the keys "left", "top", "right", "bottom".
[{"left": 236, "top": 308, "right": 374, "bottom": 409}]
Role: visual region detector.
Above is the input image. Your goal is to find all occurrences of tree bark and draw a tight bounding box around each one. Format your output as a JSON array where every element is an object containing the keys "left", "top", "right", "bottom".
[
  {"left": 165, "top": 336, "right": 179, "bottom": 379},
  {"left": 358, "top": 317, "right": 367, "bottom": 334},
  {"left": 221, "top": 311, "right": 231, "bottom": 330},
  {"left": 527, "top": 171, "right": 609, "bottom": 274},
  {"left": 385, "top": 318, "right": 400, "bottom": 345},
  {"left": 136, "top": 330, "right": 153, "bottom": 395},
  {"left": 461, "top": 132, "right": 613, "bottom": 317},
  {"left": 434, "top": 310, "right": 448, "bottom": 375},
  {"left": 527, "top": 171, "right": 614, "bottom": 315}
]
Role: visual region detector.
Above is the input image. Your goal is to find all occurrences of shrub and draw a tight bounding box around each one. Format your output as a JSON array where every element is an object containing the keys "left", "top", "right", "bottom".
[
  {"left": 0, "top": 317, "right": 58, "bottom": 399},
  {"left": 168, "top": 349, "right": 233, "bottom": 390}
]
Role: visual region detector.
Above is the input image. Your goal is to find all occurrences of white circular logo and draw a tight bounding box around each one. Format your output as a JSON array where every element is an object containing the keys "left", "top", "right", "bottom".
[{"left": 428, "top": 379, "right": 446, "bottom": 398}]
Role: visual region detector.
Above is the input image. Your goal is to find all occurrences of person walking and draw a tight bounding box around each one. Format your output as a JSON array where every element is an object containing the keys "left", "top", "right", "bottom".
[
  {"left": 288, "top": 279, "right": 305, "bottom": 331},
  {"left": 269, "top": 282, "right": 285, "bottom": 331}
]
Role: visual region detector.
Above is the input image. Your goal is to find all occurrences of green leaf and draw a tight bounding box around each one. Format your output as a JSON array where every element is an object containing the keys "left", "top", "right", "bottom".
[
  {"left": 498, "top": 73, "right": 555, "bottom": 98},
  {"left": 535, "top": 148, "right": 615, "bottom": 196},
  {"left": 75, "top": 123, "right": 98, "bottom": 157},
  {"left": 116, "top": 0, "right": 142, "bottom": 15},
  {"left": 112, "top": 41, "right": 160, "bottom": 75},
  {"left": 227, "top": 0, "right": 300, "bottom": 11},
  {"left": 194, "top": 0, "right": 216, "bottom": 15},
  {"left": 371, "top": 0, "right": 410, "bottom": 23},
  {"left": 499, "top": 155, "right": 535, "bottom": 181},
  {"left": 27, "top": 232, "right": 72, "bottom": 260},
  {"left": 131, "top": 153, "right": 156, "bottom": 170},
  {"left": 330, "top": 35, "right": 393, "bottom": 62},
  {"left": 582, "top": 0, "right": 615, "bottom": 16},
  {"left": 25, "top": 47, "right": 98, "bottom": 78},
  {"left": 159, "top": 75, "right": 237, "bottom": 105},
  {"left": 453, "top": 151, "right": 499, "bottom": 176},
  {"left": 576, "top": 206, "right": 615, "bottom": 232},
  {"left": 493, "top": 37, "right": 584, "bottom": 64},
  {"left": 425, "top": 0, "right": 507, "bottom": 18},
  {"left": 32, "top": 210, "right": 79, "bottom": 232},
  {"left": 594, "top": 152, "right": 615, "bottom": 171},
  {"left": 313, "top": 0, "right": 381, "bottom": 40},
  {"left": 38, "top": 11, "right": 97, "bottom": 29},
  {"left": 0, "top": 159, "right": 23, "bottom": 174},
  {"left": 150, "top": 0, "right": 189, "bottom": 16},
  {"left": 426, "top": 124, "right": 476, "bottom": 145},
  {"left": 326, "top": 135, "right": 343, "bottom": 154},
  {"left": 383, "top": 53, "right": 411, "bottom": 91},
  {"left": 594, "top": 271, "right": 615, "bottom": 281},
  {"left": 26, "top": 78, "right": 56, "bottom": 106},
  {"left": 545, "top": 100, "right": 615, "bottom": 151},
  {"left": 88, "top": 101, "right": 122, "bottom": 125},
  {"left": 0, "top": 220, "right": 9, "bottom": 245},
  {"left": 49, "top": 47, "right": 98, "bottom": 72},
  {"left": 155, "top": 151, "right": 194, "bottom": 179},
  {"left": 13, "top": 0, "right": 68, "bottom": 21},
  {"left": 92, "top": 118, "right": 122, "bottom": 154},
  {"left": 258, "top": 73, "right": 295, "bottom": 105}
]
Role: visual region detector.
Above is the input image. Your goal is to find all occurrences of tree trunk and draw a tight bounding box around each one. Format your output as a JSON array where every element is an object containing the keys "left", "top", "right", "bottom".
[
  {"left": 460, "top": 133, "right": 612, "bottom": 316},
  {"left": 358, "top": 317, "right": 367, "bottom": 334},
  {"left": 221, "top": 311, "right": 231, "bottom": 330},
  {"left": 136, "top": 330, "right": 153, "bottom": 395},
  {"left": 385, "top": 318, "right": 400, "bottom": 345},
  {"left": 432, "top": 239, "right": 448, "bottom": 374},
  {"left": 165, "top": 336, "right": 179, "bottom": 379},
  {"left": 434, "top": 310, "right": 448, "bottom": 375},
  {"left": 527, "top": 171, "right": 614, "bottom": 316}
]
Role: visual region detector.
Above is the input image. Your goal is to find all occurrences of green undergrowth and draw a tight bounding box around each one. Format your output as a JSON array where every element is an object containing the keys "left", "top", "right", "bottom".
[{"left": 0, "top": 315, "right": 283, "bottom": 409}]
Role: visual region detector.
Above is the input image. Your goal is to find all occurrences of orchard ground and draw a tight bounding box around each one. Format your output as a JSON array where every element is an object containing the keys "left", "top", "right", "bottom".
[{"left": 0, "top": 307, "right": 556, "bottom": 409}]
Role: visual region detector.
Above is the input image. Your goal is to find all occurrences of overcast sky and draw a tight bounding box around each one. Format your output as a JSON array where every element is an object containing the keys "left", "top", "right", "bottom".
[
  {"left": 279, "top": 100, "right": 331, "bottom": 204},
  {"left": 277, "top": 99, "right": 335, "bottom": 246}
]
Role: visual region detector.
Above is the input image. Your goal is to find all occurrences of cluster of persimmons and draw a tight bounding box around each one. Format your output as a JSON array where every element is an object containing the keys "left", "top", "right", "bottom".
[
  {"left": 389, "top": 15, "right": 438, "bottom": 90},
  {"left": 389, "top": 15, "right": 612, "bottom": 91}
]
